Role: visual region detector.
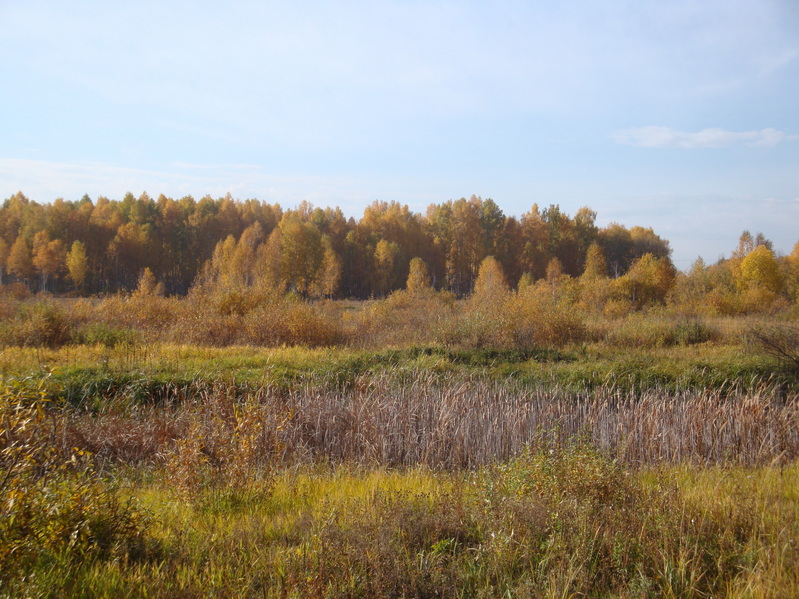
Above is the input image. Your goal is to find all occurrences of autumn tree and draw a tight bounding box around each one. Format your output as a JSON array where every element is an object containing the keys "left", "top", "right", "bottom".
[
  {"left": 272, "top": 212, "right": 323, "bottom": 296},
  {"left": 258, "top": 229, "right": 284, "bottom": 291},
  {"left": 462, "top": 255, "right": 511, "bottom": 347},
  {"left": 204, "top": 235, "right": 239, "bottom": 291},
  {"left": 373, "top": 239, "right": 400, "bottom": 297},
  {"left": 545, "top": 257, "right": 564, "bottom": 299},
  {"left": 232, "top": 222, "right": 265, "bottom": 287},
  {"left": 87, "top": 196, "right": 123, "bottom": 291},
  {"left": 315, "top": 235, "right": 342, "bottom": 299},
  {"left": 494, "top": 215, "right": 524, "bottom": 288},
  {"left": 0, "top": 191, "right": 685, "bottom": 302},
  {"left": 597, "top": 223, "right": 671, "bottom": 279},
  {"left": 578, "top": 244, "right": 611, "bottom": 312},
  {"left": 615, "top": 253, "right": 676, "bottom": 309},
  {"left": 156, "top": 195, "right": 196, "bottom": 294},
  {"left": 518, "top": 204, "right": 550, "bottom": 280},
  {"left": 542, "top": 204, "right": 581, "bottom": 276},
  {"left": 135, "top": 266, "right": 164, "bottom": 296},
  {"left": 32, "top": 231, "right": 66, "bottom": 292},
  {"left": 66, "top": 240, "right": 88, "bottom": 291},
  {"left": 472, "top": 256, "right": 509, "bottom": 308},
  {"left": 108, "top": 221, "right": 158, "bottom": 290},
  {"left": 479, "top": 198, "right": 506, "bottom": 262},
  {"left": 670, "top": 257, "right": 714, "bottom": 313},
  {"left": 0, "top": 192, "right": 32, "bottom": 243},
  {"left": 738, "top": 245, "right": 782, "bottom": 294},
  {"left": 582, "top": 243, "right": 607, "bottom": 279},
  {"left": 784, "top": 241, "right": 799, "bottom": 303},
  {"left": 406, "top": 257, "right": 432, "bottom": 293},
  {"left": 427, "top": 197, "right": 486, "bottom": 296},
  {"left": 6, "top": 235, "right": 33, "bottom": 285},
  {"left": 573, "top": 207, "right": 599, "bottom": 269},
  {"left": 734, "top": 245, "right": 784, "bottom": 311},
  {"left": 731, "top": 230, "right": 771, "bottom": 260}
]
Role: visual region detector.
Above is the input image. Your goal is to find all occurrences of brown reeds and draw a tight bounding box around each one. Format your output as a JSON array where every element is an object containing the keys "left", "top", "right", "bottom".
[
  {"left": 269, "top": 375, "right": 799, "bottom": 467},
  {"left": 65, "top": 373, "right": 799, "bottom": 469}
]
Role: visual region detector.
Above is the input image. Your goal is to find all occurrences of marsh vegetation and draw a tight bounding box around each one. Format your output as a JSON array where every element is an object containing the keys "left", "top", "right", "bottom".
[
  {"left": 2, "top": 302, "right": 799, "bottom": 597},
  {"left": 2, "top": 193, "right": 799, "bottom": 596}
]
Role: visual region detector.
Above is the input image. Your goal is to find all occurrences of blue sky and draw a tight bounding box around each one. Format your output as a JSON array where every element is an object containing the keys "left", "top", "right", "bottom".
[{"left": 1, "top": 0, "right": 798, "bottom": 267}]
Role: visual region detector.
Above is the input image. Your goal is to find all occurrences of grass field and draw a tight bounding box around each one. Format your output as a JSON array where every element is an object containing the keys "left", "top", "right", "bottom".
[{"left": 2, "top": 309, "right": 799, "bottom": 597}]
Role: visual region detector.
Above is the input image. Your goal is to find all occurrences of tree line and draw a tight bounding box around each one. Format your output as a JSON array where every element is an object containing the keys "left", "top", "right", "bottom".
[{"left": 0, "top": 191, "right": 681, "bottom": 300}]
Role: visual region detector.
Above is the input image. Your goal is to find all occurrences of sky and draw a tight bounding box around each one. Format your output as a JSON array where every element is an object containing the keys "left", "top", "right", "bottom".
[{"left": 1, "top": 0, "right": 798, "bottom": 268}]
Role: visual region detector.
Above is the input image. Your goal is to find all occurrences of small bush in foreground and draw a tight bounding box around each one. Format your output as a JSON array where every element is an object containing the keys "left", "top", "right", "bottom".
[
  {"left": 0, "top": 376, "right": 153, "bottom": 594},
  {"left": 163, "top": 388, "right": 283, "bottom": 509}
]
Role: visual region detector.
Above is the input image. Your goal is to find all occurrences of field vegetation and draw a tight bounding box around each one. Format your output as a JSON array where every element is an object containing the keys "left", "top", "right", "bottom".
[
  {"left": 2, "top": 193, "right": 799, "bottom": 596},
  {"left": 2, "top": 304, "right": 798, "bottom": 597}
]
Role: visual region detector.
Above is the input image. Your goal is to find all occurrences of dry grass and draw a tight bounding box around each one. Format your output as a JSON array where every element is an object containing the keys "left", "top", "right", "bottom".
[
  {"left": 62, "top": 374, "right": 799, "bottom": 469},
  {"left": 4, "top": 370, "right": 799, "bottom": 597}
]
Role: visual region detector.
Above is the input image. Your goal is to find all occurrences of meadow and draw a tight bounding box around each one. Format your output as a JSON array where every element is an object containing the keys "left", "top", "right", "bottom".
[{"left": 2, "top": 291, "right": 799, "bottom": 598}]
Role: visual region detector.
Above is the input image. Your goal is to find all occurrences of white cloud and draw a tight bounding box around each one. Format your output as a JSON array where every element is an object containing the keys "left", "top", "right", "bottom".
[{"left": 611, "top": 126, "right": 797, "bottom": 148}]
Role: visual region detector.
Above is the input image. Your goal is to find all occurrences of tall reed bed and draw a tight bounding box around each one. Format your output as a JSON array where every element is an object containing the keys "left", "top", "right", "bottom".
[
  {"left": 5, "top": 373, "right": 799, "bottom": 597},
  {"left": 67, "top": 373, "right": 799, "bottom": 469}
]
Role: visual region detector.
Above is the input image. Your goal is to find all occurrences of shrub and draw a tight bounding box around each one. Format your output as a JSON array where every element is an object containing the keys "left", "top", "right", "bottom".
[
  {"left": 73, "top": 322, "right": 140, "bottom": 347},
  {"left": 0, "top": 302, "right": 74, "bottom": 347},
  {"left": 0, "top": 375, "right": 152, "bottom": 591},
  {"left": 1, "top": 281, "right": 32, "bottom": 301},
  {"left": 671, "top": 317, "right": 715, "bottom": 345},
  {"left": 356, "top": 289, "right": 455, "bottom": 347},
  {"left": 747, "top": 322, "right": 799, "bottom": 373},
  {"left": 604, "top": 314, "right": 716, "bottom": 348},
  {"left": 163, "top": 390, "right": 282, "bottom": 508},
  {"left": 504, "top": 286, "right": 587, "bottom": 348},
  {"left": 493, "top": 440, "right": 633, "bottom": 507}
]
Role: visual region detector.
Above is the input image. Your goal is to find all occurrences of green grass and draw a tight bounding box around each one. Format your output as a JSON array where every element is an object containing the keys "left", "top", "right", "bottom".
[
  {"left": 1, "top": 337, "right": 793, "bottom": 407},
  {"left": 7, "top": 457, "right": 798, "bottom": 598}
]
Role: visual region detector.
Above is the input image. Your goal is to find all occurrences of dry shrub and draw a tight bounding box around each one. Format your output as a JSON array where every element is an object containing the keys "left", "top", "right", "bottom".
[
  {"left": 170, "top": 290, "right": 345, "bottom": 347},
  {"left": 434, "top": 307, "right": 513, "bottom": 349},
  {"left": 602, "top": 297, "right": 635, "bottom": 318},
  {"left": 268, "top": 298, "right": 345, "bottom": 346},
  {"left": 504, "top": 285, "right": 587, "bottom": 348},
  {"left": 94, "top": 294, "right": 180, "bottom": 338},
  {"left": 65, "top": 405, "right": 184, "bottom": 465},
  {"left": 283, "top": 489, "right": 481, "bottom": 598},
  {"left": 0, "top": 302, "right": 75, "bottom": 347},
  {"left": 73, "top": 321, "right": 140, "bottom": 347},
  {"left": 0, "top": 296, "right": 16, "bottom": 320},
  {"left": 747, "top": 322, "right": 799, "bottom": 372},
  {"left": 427, "top": 289, "right": 558, "bottom": 350},
  {"left": 0, "top": 376, "right": 151, "bottom": 589},
  {"left": 356, "top": 289, "right": 455, "bottom": 347},
  {"left": 603, "top": 314, "right": 716, "bottom": 348},
  {"left": 0, "top": 282, "right": 32, "bottom": 301},
  {"left": 215, "top": 289, "right": 258, "bottom": 316},
  {"left": 492, "top": 440, "right": 634, "bottom": 512},
  {"left": 705, "top": 288, "right": 743, "bottom": 316},
  {"left": 171, "top": 309, "right": 243, "bottom": 346},
  {"left": 741, "top": 287, "right": 790, "bottom": 313},
  {"left": 163, "top": 387, "right": 287, "bottom": 505},
  {"left": 259, "top": 374, "right": 799, "bottom": 468}
]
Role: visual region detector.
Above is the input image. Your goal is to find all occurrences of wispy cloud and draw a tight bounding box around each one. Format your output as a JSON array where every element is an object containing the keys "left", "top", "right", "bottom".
[{"left": 610, "top": 127, "right": 797, "bottom": 148}]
